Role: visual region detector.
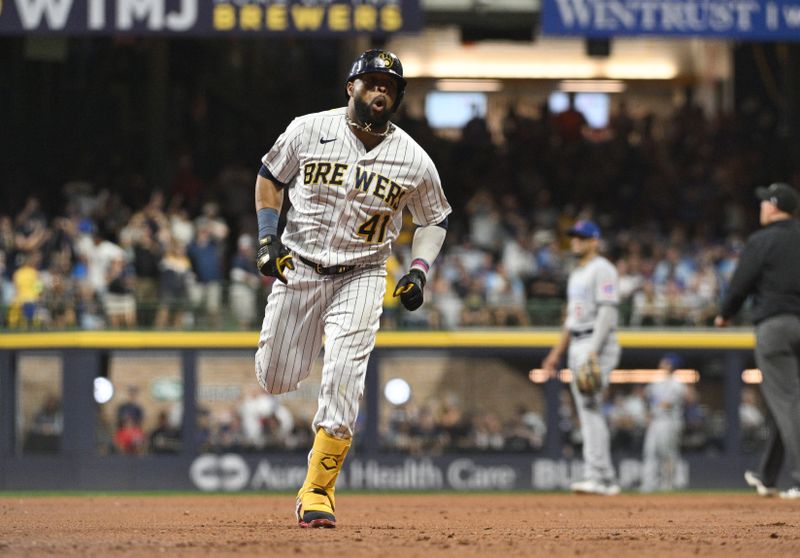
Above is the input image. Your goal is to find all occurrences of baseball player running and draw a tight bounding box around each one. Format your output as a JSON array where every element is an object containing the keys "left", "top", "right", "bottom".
[
  {"left": 542, "top": 220, "right": 622, "bottom": 495},
  {"left": 254, "top": 49, "right": 451, "bottom": 528},
  {"left": 640, "top": 352, "right": 686, "bottom": 492}
]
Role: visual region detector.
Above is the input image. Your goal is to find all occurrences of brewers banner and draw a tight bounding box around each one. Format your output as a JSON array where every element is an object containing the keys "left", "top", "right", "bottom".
[
  {"left": 541, "top": 0, "right": 800, "bottom": 40},
  {"left": 0, "top": 0, "right": 421, "bottom": 35}
]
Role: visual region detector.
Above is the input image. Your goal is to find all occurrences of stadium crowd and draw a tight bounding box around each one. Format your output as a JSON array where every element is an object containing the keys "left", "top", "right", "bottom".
[{"left": 2, "top": 95, "right": 797, "bottom": 331}]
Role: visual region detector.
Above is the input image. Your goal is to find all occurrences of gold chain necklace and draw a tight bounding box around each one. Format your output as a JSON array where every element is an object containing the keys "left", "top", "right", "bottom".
[{"left": 345, "top": 114, "right": 394, "bottom": 138}]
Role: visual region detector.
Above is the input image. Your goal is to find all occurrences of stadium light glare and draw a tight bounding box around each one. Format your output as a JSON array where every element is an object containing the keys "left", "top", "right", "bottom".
[
  {"left": 742, "top": 369, "right": 762, "bottom": 384},
  {"left": 528, "top": 368, "right": 700, "bottom": 384},
  {"left": 435, "top": 79, "right": 503, "bottom": 92},
  {"left": 384, "top": 378, "right": 412, "bottom": 406},
  {"left": 402, "top": 56, "right": 678, "bottom": 80},
  {"left": 559, "top": 80, "right": 626, "bottom": 93},
  {"left": 94, "top": 377, "right": 114, "bottom": 404}
]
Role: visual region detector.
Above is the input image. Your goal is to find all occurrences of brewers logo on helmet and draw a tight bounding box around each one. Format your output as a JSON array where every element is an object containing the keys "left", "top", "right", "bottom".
[{"left": 346, "top": 49, "right": 407, "bottom": 110}]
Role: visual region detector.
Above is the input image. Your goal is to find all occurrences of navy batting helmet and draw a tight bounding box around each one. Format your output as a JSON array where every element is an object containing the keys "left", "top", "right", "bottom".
[{"left": 346, "top": 49, "right": 407, "bottom": 110}]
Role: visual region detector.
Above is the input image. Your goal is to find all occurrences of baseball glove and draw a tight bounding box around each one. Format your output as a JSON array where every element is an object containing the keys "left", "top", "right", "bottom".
[
  {"left": 256, "top": 234, "right": 294, "bottom": 284},
  {"left": 393, "top": 269, "right": 426, "bottom": 311},
  {"left": 575, "top": 354, "right": 602, "bottom": 395}
]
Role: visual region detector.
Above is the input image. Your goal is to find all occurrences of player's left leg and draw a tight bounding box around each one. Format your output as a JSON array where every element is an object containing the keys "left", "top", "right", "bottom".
[
  {"left": 640, "top": 422, "right": 660, "bottom": 493},
  {"left": 295, "top": 429, "right": 351, "bottom": 528},
  {"left": 569, "top": 340, "right": 621, "bottom": 494},
  {"left": 296, "top": 266, "right": 386, "bottom": 528},
  {"left": 755, "top": 315, "right": 800, "bottom": 497}
]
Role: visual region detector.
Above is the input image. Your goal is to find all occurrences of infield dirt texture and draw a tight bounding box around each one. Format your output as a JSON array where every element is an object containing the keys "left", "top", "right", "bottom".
[{"left": 1, "top": 493, "right": 798, "bottom": 556}]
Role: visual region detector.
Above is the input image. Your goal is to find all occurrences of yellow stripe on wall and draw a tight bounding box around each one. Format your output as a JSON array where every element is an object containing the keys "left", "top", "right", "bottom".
[{"left": 0, "top": 329, "right": 755, "bottom": 350}]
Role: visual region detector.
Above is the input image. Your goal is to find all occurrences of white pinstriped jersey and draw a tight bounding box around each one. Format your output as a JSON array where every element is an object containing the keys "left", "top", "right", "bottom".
[
  {"left": 262, "top": 107, "right": 452, "bottom": 267},
  {"left": 564, "top": 255, "right": 619, "bottom": 331}
]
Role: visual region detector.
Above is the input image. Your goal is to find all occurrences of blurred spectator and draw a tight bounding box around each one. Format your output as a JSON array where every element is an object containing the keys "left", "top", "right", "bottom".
[
  {"left": 76, "top": 282, "right": 105, "bottom": 330},
  {"left": 76, "top": 227, "right": 125, "bottom": 296},
  {"left": 410, "top": 405, "right": 446, "bottom": 456},
  {"left": 630, "top": 280, "right": 666, "bottom": 327},
  {"left": 213, "top": 408, "right": 246, "bottom": 452},
  {"left": 169, "top": 207, "right": 195, "bottom": 248},
  {"left": 428, "top": 275, "right": 463, "bottom": 330},
  {"left": 104, "top": 257, "right": 137, "bottom": 328},
  {"left": 739, "top": 387, "right": 767, "bottom": 454},
  {"left": 23, "top": 395, "right": 63, "bottom": 453},
  {"left": 40, "top": 272, "right": 77, "bottom": 328},
  {"left": 229, "top": 234, "right": 261, "bottom": 329},
  {"left": 681, "top": 385, "right": 708, "bottom": 452},
  {"left": 13, "top": 197, "right": 48, "bottom": 254},
  {"left": 155, "top": 240, "right": 192, "bottom": 329},
  {"left": 116, "top": 385, "right": 144, "bottom": 428},
  {"left": 114, "top": 414, "right": 146, "bottom": 455},
  {"left": 149, "top": 410, "right": 181, "bottom": 454},
  {"left": 187, "top": 223, "right": 225, "bottom": 328},
  {"left": 608, "top": 385, "right": 647, "bottom": 454},
  {"left": 485, "top": 263, "right": 529, "bottom": 326},
  {"left": 552, "top": 92, "right": 588, "bottom": 143},
  {"left": 472, "top": 412, "right": 505, "bottom": 451},
  {"left": 238, "top": 387, "right": 294, "bottom": 450},
  {"left": 8, "top": 251, "right": 43, "bottom": 328},
  {"left": 460, "top": 277, "right": 491, "bottom": 326},
  {"left": 195, "top": 201, "right": 229, "bottom": 241},
  {"left": 504, "top": 406, "right": 546, "bottom": 452},
  {"left": 131, "top": 223, "right": 162, "bottom": 326},
  {"left": 557, "top": 389, "right": 580, "bottom": 458}
]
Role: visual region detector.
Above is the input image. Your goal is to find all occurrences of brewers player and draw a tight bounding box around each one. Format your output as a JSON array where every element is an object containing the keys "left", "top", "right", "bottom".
[
  {"left": 640, "top": 352, "right": 686, "bottom": 492},
  {"left": 541, "top": 220, "right": 621, "bottom": 495},
  {"left": 254, "top": 49, "right": 451, "bottom": 527}
]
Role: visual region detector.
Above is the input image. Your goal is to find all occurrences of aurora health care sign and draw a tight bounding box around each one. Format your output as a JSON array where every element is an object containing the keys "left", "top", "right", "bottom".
[{"left": 541, "top": 0, "right": 800, "bottom": 40}]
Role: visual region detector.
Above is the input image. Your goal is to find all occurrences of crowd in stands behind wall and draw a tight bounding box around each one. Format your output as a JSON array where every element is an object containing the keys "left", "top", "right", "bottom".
[{"left": 1, "top": 86, "right": 798, "bottom": 331}]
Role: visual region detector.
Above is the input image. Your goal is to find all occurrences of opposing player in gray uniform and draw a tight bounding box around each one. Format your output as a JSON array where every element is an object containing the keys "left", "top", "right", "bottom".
[
  {"left": 253, "top": 49, "right": 451, "bottom": 528},
  {"left": 641, "top": 352, "right": 686, "bottom": 492},
  {"left": 542, "top": 220, "right": 621, "bottom": 495}
]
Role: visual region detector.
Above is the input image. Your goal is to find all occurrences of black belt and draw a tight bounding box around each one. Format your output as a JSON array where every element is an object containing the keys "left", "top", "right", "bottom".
[
  {"left": 570, "top": 328, "right": 594, "bottom": 340},
  {"left": 298, "top": 255, "right": 356, "bottom": 275}
]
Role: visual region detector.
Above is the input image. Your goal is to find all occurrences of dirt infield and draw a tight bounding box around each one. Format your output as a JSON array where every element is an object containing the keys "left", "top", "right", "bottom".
[{"left": 1, "top": 493, "right": 799, "bottom": 557}]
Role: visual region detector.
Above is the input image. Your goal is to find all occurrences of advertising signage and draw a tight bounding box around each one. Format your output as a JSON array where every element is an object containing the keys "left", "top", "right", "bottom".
[
  {"left": 0, "top": 0, "right": 422, "bottom": 36},
  {"left": 541, "top": 0, "right": 800, "bottom": 40}
]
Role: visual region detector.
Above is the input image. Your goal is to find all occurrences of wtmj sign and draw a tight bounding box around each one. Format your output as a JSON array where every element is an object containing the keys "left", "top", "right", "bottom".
[
  {"left": 0, "top": 0, "right": 422, "bottom": 36},
  {"left": 541, "top": 0, "right": 800, "bottom": 40}
]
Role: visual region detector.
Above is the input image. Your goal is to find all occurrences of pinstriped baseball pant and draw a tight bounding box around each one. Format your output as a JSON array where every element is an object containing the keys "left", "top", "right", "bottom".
[{"left": 255, "top": 260, "right": 386, "bottom": 439}]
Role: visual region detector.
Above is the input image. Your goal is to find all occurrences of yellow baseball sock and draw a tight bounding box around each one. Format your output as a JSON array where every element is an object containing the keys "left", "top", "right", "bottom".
[{"left": 297, "top": 429, "right": 351, "bottom": 516}]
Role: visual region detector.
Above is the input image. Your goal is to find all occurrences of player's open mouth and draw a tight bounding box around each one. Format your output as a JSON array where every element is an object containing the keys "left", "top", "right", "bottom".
[{"left": 372, "top": 97, "right": 387, "bottom": 111}]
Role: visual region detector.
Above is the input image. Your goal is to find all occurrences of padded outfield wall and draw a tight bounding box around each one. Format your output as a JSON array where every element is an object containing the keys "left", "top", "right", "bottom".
[{"left": 0, "top": 330, "right": 779, "bottom": 491}]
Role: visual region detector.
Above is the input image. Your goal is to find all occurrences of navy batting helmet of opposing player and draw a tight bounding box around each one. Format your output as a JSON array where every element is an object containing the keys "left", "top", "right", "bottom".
[{"left": 346, "top": 49, "right": 407, "bottom": 110}]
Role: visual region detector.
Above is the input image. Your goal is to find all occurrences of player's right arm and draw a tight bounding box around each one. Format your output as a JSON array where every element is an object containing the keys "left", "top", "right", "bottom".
[
  {"left": 255, "top": 169, "right": 294, "bottom": 283},
  {"left": 542, "top": 327, "right": 570, "bottom": 377},
  {"left": 255, "top": 172, "right": 284, "bottom": 214}
]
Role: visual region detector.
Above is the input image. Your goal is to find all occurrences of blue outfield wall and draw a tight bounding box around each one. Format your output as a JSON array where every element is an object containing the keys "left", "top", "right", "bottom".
[
  {"left": 0, "top": 453, "right": 769, "bottom": 492},
  {"left": 0, "top": 329, "right": 774, "bottom": 492}
]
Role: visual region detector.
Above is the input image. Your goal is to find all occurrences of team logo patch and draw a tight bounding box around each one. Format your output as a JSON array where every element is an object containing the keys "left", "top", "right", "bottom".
[
  {"left": 600, "top": 281, "right": 616, "bottom": 296},
  {"left": 378, "top": 52, "right": 394, "bottom": 69},
  {"left": 320, "top": 457, "right": 339, "bottom": 471}
]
